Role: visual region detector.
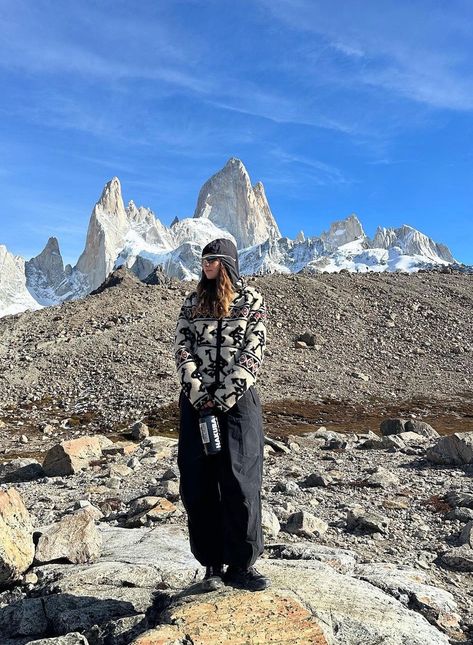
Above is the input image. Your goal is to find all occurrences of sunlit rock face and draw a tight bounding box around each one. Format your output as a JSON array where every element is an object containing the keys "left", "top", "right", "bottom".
[
  {"left": 193, "top": 157, "right": 281, "bottom": 249},
  {"left": 75, "top": 177, "right": 130, "bottom": 293},
  {"left": 372, "top": 225, "right": 454, "bottom": 264}
]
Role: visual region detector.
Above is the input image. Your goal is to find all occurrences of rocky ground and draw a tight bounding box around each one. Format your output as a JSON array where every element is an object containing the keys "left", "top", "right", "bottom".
[
  {"left": 0, "top": 423, "right": 473, "bottom": 644},
  {"left": 0, "top": 269, "right": 472, "bottom": 643},
  {"left": 0, "top": 269, "right": 471, "bottom": 440}
]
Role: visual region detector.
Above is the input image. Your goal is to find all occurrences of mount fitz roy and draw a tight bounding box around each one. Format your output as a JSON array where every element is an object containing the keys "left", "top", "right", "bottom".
[{"left": 0, "top": 157, "right": 457, "bottom": 318}]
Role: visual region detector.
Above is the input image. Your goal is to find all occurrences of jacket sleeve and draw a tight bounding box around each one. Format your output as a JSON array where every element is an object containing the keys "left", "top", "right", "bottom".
[
  {"left": 213, "top": 290, "right": 267, "bottom": 412},
  {"left": 174, "top": 296, "right": 211, "bottom": 410}
]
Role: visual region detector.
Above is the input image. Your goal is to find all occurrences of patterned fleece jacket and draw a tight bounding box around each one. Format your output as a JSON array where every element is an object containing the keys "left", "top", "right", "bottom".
[{"left": 174, "top": 284, "right": 267, "bottom": 412}]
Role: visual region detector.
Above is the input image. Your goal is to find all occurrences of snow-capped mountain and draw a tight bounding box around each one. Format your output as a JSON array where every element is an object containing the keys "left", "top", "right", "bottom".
[
  {"left": 0, "top": 245, "right": 42, "bottom": 317},
  {"left": 0, "top": 158, "right": 462, "bottom": 318}
]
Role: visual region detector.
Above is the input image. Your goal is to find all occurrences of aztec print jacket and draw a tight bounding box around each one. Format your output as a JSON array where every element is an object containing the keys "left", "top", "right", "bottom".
[{"left": 174, "top": 284, "right": 267, "bottom": 412}]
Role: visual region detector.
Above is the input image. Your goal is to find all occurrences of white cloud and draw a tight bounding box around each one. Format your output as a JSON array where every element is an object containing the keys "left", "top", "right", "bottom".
[{"left": 257, "top": 0, "right": 473, "bottom": 112}]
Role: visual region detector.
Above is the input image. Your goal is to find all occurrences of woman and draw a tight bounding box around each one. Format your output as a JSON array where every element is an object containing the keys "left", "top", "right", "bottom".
[{"left": 174, "top": 238, "right": 269, "bottom": 592}]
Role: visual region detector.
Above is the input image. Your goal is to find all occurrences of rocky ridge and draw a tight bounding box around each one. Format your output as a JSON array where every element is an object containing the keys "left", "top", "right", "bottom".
[{"left": 1, "top": 158, "right": 464, "bottom": 318}]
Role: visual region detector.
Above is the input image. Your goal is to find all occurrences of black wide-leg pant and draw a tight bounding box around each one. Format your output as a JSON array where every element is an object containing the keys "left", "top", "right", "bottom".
[{"left": 177, "top": 386, "right": 264, "bottom": 569}]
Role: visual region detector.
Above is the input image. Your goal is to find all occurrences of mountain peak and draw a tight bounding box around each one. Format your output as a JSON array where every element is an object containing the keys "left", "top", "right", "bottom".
[
  {"left": 193, "top": 159, "right": 280, "bottom": 248},
  {"left": 98, "top": 177, "right": 124, "bottom": 215},
  {"left": 225, "top": 157, "right": 245, "bottom": 170},
  {"left": 320, "top": 214, "right": 366, "bottom": 250},
  {"left": 372, "top": 224, "right": 454, "bottom": 263}
]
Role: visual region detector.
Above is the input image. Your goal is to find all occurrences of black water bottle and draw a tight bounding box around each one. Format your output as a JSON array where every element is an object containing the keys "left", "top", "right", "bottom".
[{"left": 199, "top": 410, "right": 221, "bottom": 456}]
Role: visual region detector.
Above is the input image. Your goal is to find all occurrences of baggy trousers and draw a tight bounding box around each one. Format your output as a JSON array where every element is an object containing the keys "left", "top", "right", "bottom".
[{"left": 177, "top": 386, "right": 264, "bottom": 569}]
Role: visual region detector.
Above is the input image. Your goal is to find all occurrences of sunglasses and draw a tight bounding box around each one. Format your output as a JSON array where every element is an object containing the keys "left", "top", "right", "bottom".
[{"left": 202, "top": 257, "right": 221, "bottom": 266}]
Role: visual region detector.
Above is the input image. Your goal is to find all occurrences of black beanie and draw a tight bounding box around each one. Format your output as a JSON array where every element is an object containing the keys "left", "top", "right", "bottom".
[{"left": 201, "top": 238, "right": 240, "bottom": 286}]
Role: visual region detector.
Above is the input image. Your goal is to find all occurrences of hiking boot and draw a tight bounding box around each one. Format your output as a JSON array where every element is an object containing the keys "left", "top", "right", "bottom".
[
  {"left": 200, "top": 565, "right": 225, "bottom": 592},
  {"left": 224, "top": 566, "right": 270, "bottom": 591}
]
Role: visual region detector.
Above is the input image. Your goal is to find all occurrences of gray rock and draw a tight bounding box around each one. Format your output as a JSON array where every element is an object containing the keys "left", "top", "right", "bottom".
[
  {"left": 380, "top": 418, "right": 407, "bottom": 436},
  {"left": 405, "top": 419, "right": 440, "bottom": 439},
  {"left": 301, "top": 471, "right": 333, "bottom": 487},
  {"left": 267, "top": 542, "right": 357, "bottom": 575},
  {"left": 347, "top": 505, "right": 390, "bottom": 534},
  {"left": 0, "top": 597, "right": 48, "bottom": 638},
  {"left": 396, "top": 431, "right": 429, "bottom": 446},
  {"left": 459, "top": 520, "right": 473, "bottom": 548},
  {"left": 355, "top": 562, "right": 460, "bottom": 634},
  {"left": 28, "top": 635, "right": 89, "bottom": 644},
  {"left": 87, "top": 614, "right": 145, "bottom": 645},
  {"left": 295, "top": 331, "right": 323, "bottom": 347},
  {"left": 0, "top": 488, "right": 35, "bottom": 585},
  {"left": 363, "top": 466, "right": 399, "bottom": 488},
  {"left": 445, "top": 490, "right": 473, "bottom": 509},
  {"left": 99, "top": 525, "right": 199, "bottom": 588},
  {"left": 272, "top": 480, "right": 300, "bottom": 496},
  {"left": 351, "top": 371, "right": 370, "bottom": 381},
  {"left": 382, "top": 434, "right": 406, "bottom": 451},
  {"left": 259, "top": 559, "right": 450, "bottom": 645},
  {"left": 285, "top": 510, "right": 328, "bottom": 536},
  {"left": 161, "top": 479, "right": 180, "bottom": 502},
  {"left": 161, "top": 468, "right": 179, "bottom": 481},
  {"left": 0, "top": 458, "right": 45, "bottom": 483},
  {"left": 131, "top": 421, "right": 149, "bottom": 441},
  {"left": 35, "top": 512, "right": 102, "bottom": 564},
  {"left": 446, "top": 507, "right": 473, "bottom": 522},
  {"left": 357, "top": 431, "right": 384, "bottom": 449},
  {"left": 261, "top": 506, "right": 280, "bottom": 538},
  {"left": 427, "top": 432, "right": 473, "bottom": 465},
  {"left": 264, "top": 436, "right": 290, "bottom": 453},
  {"left": 441, "top": 545, "right": 473, "bottom": 571}
]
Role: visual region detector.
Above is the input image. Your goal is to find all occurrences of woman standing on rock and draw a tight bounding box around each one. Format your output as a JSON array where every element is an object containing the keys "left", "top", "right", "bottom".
[{"left": 174, "top": 238, "right": 269, "bottom": 592}]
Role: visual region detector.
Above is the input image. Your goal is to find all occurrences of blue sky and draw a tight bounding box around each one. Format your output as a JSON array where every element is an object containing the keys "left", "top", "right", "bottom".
[{"left": 1, "top": 0, "right": 472, "bottom": 265}]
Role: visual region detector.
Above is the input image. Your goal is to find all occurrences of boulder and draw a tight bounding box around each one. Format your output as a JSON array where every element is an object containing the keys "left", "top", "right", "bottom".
[
  {"left": 0, "top": 458, "right": 45, "bottom": 482},
  {"left": 255, "top": 560, "right": 450, "bottom": 645},
  {"left": 382, "top": 434, "right": 406, "bottom": 451},
  {"left": 459, "top": 520, "right": 473, "bottom": 548},
  {"left": 160, "top": 479, "right": 180, "bottom": 502},
  {"left": 132, "top": 590, "right": 328, "bottom": 644},
  {"left": 380, "top": 418, "right": 407, "bottom": 436},
  {"left": 441, "top": 545, "right": 473, "bottom": 571},
  {"left": 396, "top": 431, "right": 429, "bottom": 446},
  {"left": 347, "top": 505, "right": 390, "bottom": 534},
  {"left": 261, "top": 507, "right": 281, "bottom": 538},
  {"left": 355, "top": 562, "right": 460, "bottom": 634},
  {"left": 264, "top": 436, "right": 291, "bottom": 453},
  {"left": 301, "top": 471, "right": 333, "bottom": 487},
  {"left": 363, "top": 466, "right": 399, "bottom": 488},
  {"left": 126, "top": 496, "right": 177, "bottom": 527},
  {"left": 356, "top": 431, "right": 384, "bottom": 449},
  {"left": 405, "top": 419, "right": 440, "bottom": 439},
  {"left": 42, "top": 437, "right": 104, "bottom": 476},
  {"left": 285, "top": 511, "right": 328, "bottom": 537},
  {"left": 445, "top": 490, "right": 473, "bottom": 509},
  {"left": 35, "top": 512, "right": 102, "bottom": 564},
  {"left": 426, "top": 432, "right": 473, "bottom": 465},
  {"left": 131, "top": 421, "right": 149, "bottom": 441},
  {"left": 0, "top": 488, "right": 34, "bottom": 585}
]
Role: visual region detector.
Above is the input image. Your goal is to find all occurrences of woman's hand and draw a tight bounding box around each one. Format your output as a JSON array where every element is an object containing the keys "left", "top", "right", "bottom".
[{"left": 202, "top": 400, "right": 215, "bottom": 409}]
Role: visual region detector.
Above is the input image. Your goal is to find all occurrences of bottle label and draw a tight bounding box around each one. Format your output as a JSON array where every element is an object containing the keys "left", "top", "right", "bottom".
[{"left": 199, "top": 420, "right": 210, "bottom": 444}]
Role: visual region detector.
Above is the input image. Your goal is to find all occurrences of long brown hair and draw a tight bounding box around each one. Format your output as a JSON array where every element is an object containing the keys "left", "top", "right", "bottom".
[{"left": 194, "top": 263, "right": 235, "bottom": 318}]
